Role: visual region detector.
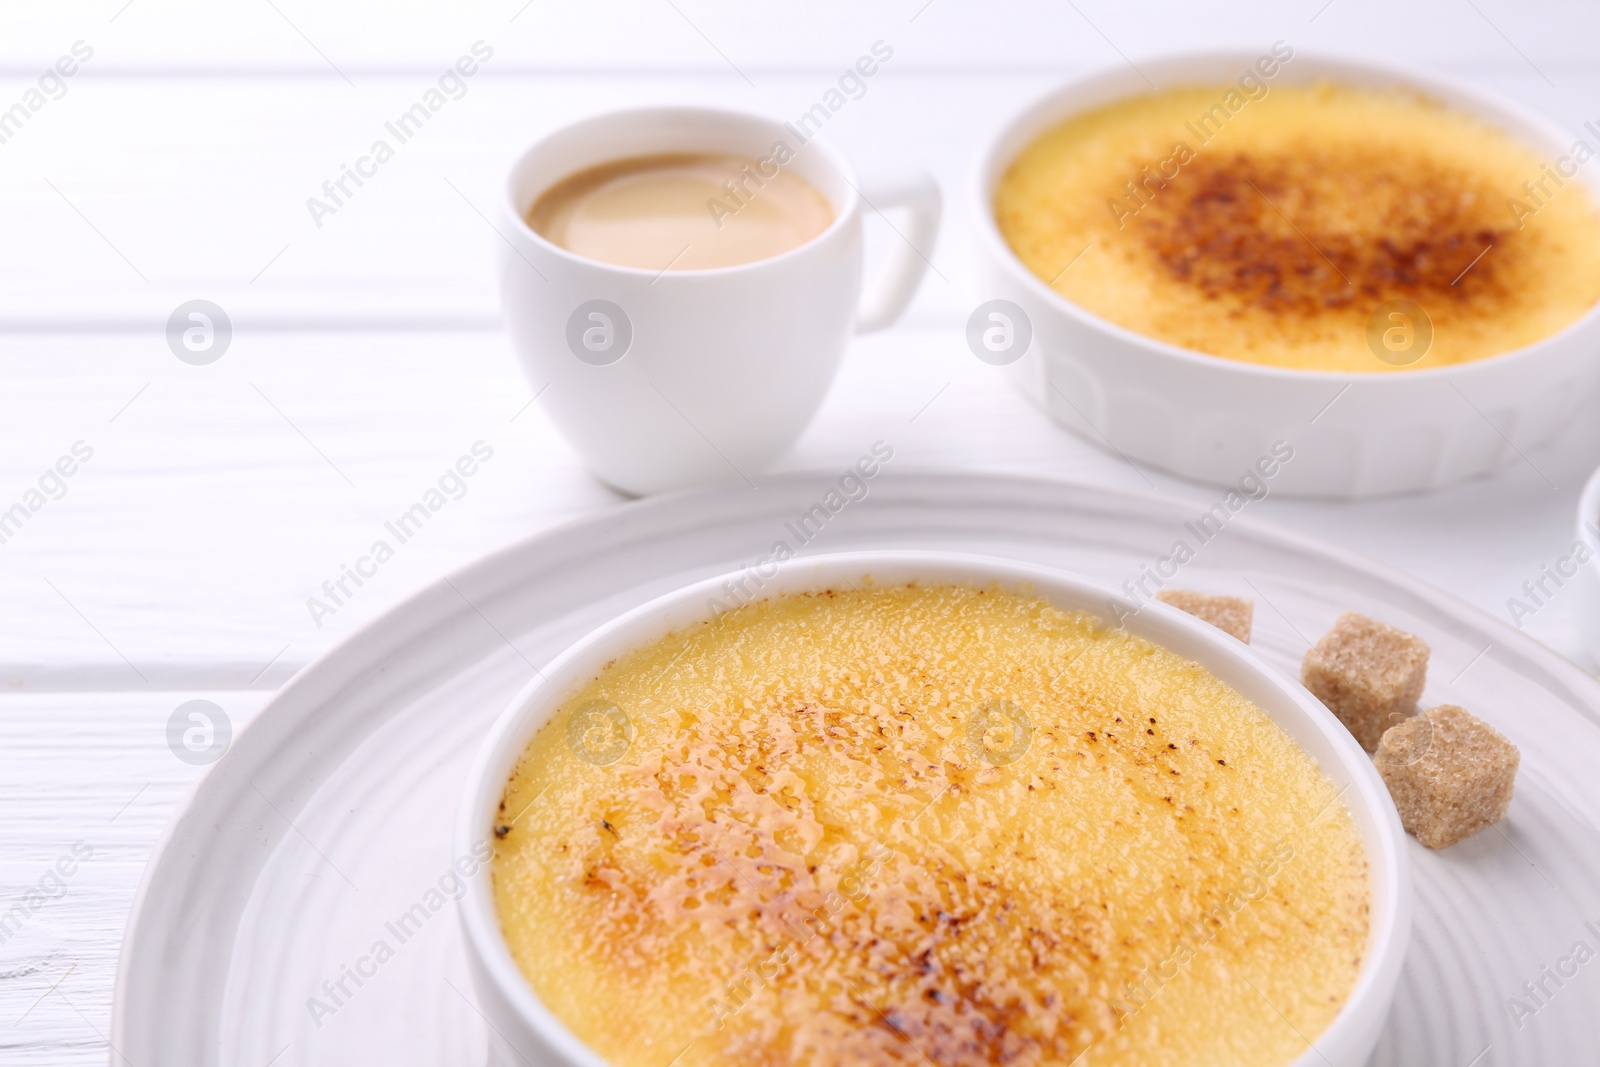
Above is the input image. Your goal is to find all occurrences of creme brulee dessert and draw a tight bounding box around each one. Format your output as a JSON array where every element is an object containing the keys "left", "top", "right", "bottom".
[
  {"left": 493, "top": 584, "right": 1369, "bottom": 1067},
  {"left": 995, "top": 82, "right": 1600, "bottom": 372}
]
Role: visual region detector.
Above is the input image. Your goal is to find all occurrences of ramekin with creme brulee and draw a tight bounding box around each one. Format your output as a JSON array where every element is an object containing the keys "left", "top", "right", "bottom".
[{"left": 975, "top": 50, "right": 1600, "bottom": 496}]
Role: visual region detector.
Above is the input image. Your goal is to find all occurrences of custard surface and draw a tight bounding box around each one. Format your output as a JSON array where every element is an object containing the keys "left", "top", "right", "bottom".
[
  {"left": 995, "top": 82, "right": 1600, "bottom": 371},
  {"left": 493, "top": 584, "right": 1369, "bottom": 1066}
]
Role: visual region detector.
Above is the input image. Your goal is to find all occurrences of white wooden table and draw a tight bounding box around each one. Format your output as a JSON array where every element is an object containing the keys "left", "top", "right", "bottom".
[{"left": 3, "top": 2, "right": 1598, "bottom": 1062}]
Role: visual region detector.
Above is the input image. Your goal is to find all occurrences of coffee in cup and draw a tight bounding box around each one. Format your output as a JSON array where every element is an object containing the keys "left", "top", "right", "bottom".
[{"left": 527, "top": 153, "right": 835, "bottom": 271}]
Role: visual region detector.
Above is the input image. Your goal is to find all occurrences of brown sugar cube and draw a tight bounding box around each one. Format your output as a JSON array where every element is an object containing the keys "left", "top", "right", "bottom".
[
  {"left": 1154, "top": 589, "right": 1253, "bottom": 643},
  {"left": 1301, "top": 612, "right": 1429, "bottom": 752},
  {"left": 1374, "top": 704, "right": 1518, "bottom": 849}
]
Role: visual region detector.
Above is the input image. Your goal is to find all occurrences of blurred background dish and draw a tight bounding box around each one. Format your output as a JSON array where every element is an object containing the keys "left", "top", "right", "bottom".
[
  {"left": 995, "top": 78, "right": 1600, "bottom": 372},
  {"left": 975, "top": 51, "right": 1600, "bottom": 497}
]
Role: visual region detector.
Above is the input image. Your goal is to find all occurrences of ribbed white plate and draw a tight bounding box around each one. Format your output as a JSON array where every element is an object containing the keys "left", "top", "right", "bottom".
[{"left": 114, "top": 471, "right": 1600, "bottom": 1067}]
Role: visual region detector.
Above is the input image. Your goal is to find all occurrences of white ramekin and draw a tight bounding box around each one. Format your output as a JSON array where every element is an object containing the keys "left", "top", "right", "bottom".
[
  {"left": 457, "top": 550, "right": 1411, "bottom": 1067},
  {"left": 1577, "top": 464, "right": 1600, "bottom": 664},
  {"left": 974, "top": 51, "right": 1600, "bottom": 498}
]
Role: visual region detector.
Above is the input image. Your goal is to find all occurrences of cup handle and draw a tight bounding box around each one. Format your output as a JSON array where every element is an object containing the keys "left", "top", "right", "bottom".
[{"left": 853, "top": 168, "right": 942, "bottom": 334}]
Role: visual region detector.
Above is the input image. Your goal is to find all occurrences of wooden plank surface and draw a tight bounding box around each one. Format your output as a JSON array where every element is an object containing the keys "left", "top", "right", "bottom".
[
  {"left": 4, "top": 0, "right": 1600, "bottom": 71},
  {"left": 0, "top": 691, "right": 269, "bottom": 1067},
  {"left": 2, "top": 325, "right": 1596, "bottom": 685}
]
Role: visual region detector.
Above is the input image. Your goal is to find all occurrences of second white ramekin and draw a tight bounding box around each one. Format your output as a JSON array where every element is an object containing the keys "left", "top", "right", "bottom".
[{"left": 974, "top": 51, "right": 1600, "bottom": 498}]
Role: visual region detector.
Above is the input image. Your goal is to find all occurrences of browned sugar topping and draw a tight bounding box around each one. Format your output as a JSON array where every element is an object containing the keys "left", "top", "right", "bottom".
[
  {"left": 495, "top": 585, "right": 1370, "bottom": 1067},
  {"left": 1131, "top": 149, "right": 1512, "bottom": 317}
]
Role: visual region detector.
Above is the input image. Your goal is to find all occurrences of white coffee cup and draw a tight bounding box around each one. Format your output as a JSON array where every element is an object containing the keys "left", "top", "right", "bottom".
[{"left": 499, "top": 106, "right": 941, "bottom": 496}]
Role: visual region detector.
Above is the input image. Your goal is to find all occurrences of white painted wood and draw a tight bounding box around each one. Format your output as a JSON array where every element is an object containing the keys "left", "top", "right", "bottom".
[
  {"left": 4, "top": 0, "right": 1600, "bottom": 1060},
  {"left": 4, "top": 0, "right": 1599, "bottom": 72},
  {"left": 1, "top": 327, "right": 1596, "bottom": 688},
  {"left": 0, "top": 67, "right": 1592, "bottom": 327},
  {"left": 0, "top": 691, "right": 269, "bottom": 1066}
]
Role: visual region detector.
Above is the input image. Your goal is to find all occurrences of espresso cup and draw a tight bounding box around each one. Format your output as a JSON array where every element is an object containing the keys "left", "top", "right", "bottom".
[{"left": 500, "top": 106, "right": 941, "bottom": 496}]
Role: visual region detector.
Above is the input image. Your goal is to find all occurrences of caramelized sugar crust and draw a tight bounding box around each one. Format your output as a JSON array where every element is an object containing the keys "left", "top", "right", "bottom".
[
  {"left": 995, "top": 83, "right": 1600, "bottom": 371},
  {"left": 493, "top": 585, "right": 1369, "bottom": 1067},
  {"left": 1136, "top": 149, "right": 1510, "bottom": 317}
]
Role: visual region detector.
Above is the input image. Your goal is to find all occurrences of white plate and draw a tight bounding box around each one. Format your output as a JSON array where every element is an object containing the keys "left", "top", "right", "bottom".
[
  {"left": 1577, "top": 463, "right": 1600, "bottom": 663},
  {"left": 114, "top": 471, "right": 1600, "bottom": 1067}
]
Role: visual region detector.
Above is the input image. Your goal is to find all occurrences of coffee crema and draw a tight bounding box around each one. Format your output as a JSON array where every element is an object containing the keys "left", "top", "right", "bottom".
[
  {"left": 995, "top": 82, "right": 1600, "bottom": 371},
  {"left": 528, "top": 153, "right": 834, "bottom": 271},
  {"left": 492, "top": 583, "right": 1369, "bottom": 1067}
]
